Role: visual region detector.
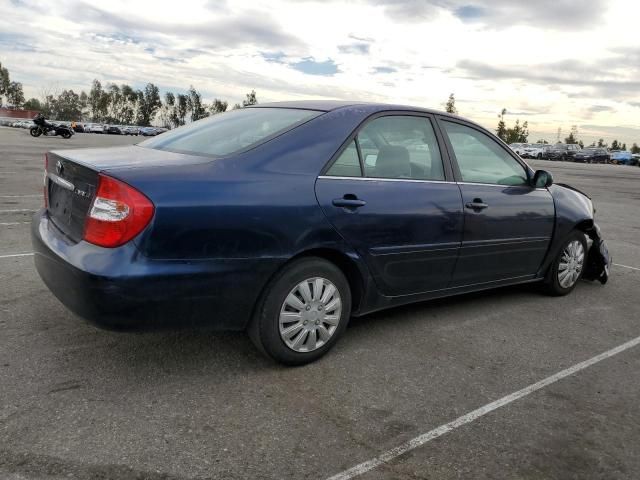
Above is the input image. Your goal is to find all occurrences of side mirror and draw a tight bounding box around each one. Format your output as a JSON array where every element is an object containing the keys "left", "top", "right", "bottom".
[{"left": 532, "top": 170, "right": 553, "bottom": 188}]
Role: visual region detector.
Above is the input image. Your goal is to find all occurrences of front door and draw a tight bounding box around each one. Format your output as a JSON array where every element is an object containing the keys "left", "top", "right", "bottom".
[
  {"left": 439, "top": 119, "right": 555, "bottom": 286},
  {"left": 315, "top": 114, "right": 463, "bottom": 296}
]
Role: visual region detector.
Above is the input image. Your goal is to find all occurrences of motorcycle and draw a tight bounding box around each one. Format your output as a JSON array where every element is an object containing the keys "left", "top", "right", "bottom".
[{"left": 30, "top": 114, "right": 74, "bottom": 139}]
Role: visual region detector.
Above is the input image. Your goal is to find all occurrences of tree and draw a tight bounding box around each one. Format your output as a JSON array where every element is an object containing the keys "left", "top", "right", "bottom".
[
  {"left": 578, "top": 140, "right": 584, "bottom": 148},
  {"left": 611, "top": 139, "right": 620, "bottom": 150},
  {"left": 536, "top": 139, "right": 548, "bottom": 144},
  {"left": 242, "top": 89, "right": 258, "bottom": 107},
  {"left": 136, "top": 83, "right": 162, "bottom": 126},
  {"left": 159, "top": 92, "right": 175, "bottom": 128},
  {"left": 232, "top": 103, "right": 242, "bottom": 110},
  {"left": 505, "top": 119, "right": 529, "bottom": 144},
  {"left": 496, "top": 108, "right": 507, "bottom": 141},
  {"left": 88, "top": 80, "right": 108, "bottom": 122},
  {"left": 23, "top": 98, "right": 42, "bottom": 111},
  {"left": 105, "top": 83, "right": 137, "bottom": 124},
  {"left": 597, "top": 138, "right": 606, "bottom": 148},
  {"left": 622, "top": 143, "right": 626, "bottom": 151},
  {"left": 631, "top": 143, "right": 639, "bottom": 154},
  {"left": 209, "top": 98, "right": 228, "bottom": 114},
  {"left": 0, "top": 61, "right": 10, "bottom": 106},
  {"left": 6, "top": 81, "right": 24, "bottom": 109},
  {"left": 52, "top": 90, "right": 83, "bottom": 120},
  {"left": 565, "top": 125, "right": 578, "bottom": 144},
  {"left": 174, "top": 93, "right": 188, "bottom": 127},
  {"left": 445, "top": 93, "right": 457, "bottom": 114},
  {"left": 187, "top": 86, "right": 207, "bottom": 121}
]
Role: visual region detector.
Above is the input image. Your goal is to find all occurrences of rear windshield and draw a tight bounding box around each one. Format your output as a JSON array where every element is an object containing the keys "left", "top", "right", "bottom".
[{"left": 140, "top": 107, "right": 322, "bottom": 157}]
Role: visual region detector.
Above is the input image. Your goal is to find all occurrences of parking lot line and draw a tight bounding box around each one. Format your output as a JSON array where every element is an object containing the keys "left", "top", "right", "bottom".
[
  {"left": 614, "top": 263, "right": 640, "bottom": 272},
  {"left": 0, "top": 194, "right": 41, "bottom": 198},
  {"left": 326, "top": 334, "right": 640, "bottom": 480},
  {"left": 0, "top": 252, "right": 34, "bottom": 259},
  {"left": 0, "top": 222, "right": 30, "bottom": 226},
  {"left": 0, "top": 209, "right": 37, "bottom": 213}
]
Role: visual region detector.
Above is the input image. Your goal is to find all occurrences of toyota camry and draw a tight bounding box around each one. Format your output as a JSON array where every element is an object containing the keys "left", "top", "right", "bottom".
[{"left": 32, "top": 101, "right": 611, "bottom": 364}]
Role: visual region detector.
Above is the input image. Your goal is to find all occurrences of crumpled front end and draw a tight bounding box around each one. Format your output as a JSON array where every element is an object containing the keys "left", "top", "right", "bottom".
[{"left": 582, "top": 223, "right": 611, "bottom": 284}]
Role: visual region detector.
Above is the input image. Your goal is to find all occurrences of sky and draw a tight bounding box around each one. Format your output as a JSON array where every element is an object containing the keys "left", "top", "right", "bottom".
[{"left": 1, "top": 0, "right": 640, "bottom": 145}]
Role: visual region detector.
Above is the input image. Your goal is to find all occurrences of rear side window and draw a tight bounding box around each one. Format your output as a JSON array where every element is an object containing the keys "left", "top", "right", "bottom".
[
  {"left": 326, "top": 141, "right": 361, "bottom": 177},
  {"left": 140, "top": 108, "right": 321, "bottom": 156}
]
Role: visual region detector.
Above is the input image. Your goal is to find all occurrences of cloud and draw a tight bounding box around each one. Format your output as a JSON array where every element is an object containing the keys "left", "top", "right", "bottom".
[
  {"left": 369, "top": 0, "right": 608, "bottom": 29},
  {"left": 290, "top": 58, "right": 340, "bottom": 76},
  {"left": 260, "top": 51, "right": 287, "bottom": 63},
  {"left": 455, "top": 59, "right": 640, "bottom": 100},
  {"left": 337, "top": 42, "right": 370, "bottom": 54},
  {"left": 589, "top": 105, "right": 614, "bottom": 113},
  {"left": 71, "top": 4, "right": 302, "bottom": 50},
  {"left": 372, "top": 66, "right": 397, "bottom": 74}
]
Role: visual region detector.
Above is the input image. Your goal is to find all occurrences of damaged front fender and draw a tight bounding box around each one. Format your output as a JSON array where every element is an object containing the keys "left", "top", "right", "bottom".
[{"left": 582, "top": 223, "right": 611, "bottom": 284}]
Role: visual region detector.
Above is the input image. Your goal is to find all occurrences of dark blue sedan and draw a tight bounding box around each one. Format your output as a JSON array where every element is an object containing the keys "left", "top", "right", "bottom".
[{"left": 32, "top": 101, "right": 611, "bottom": 364}]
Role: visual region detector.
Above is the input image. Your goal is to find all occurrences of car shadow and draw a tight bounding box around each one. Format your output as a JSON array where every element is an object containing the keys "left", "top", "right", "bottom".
[{"left": 50, "top": 279, "right": 603, "bottom": 380}]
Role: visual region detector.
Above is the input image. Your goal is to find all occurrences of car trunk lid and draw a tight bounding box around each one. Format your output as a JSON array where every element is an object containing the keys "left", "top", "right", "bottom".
[{"left": 45, "top": 146, "right": 213, "bottom": 242}]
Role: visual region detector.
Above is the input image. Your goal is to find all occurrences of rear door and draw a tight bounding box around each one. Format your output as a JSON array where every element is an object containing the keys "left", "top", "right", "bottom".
[
  {"left": 438, "top": 119, "right": 555, "bottom": 286},
  {"left": 315, "top": 113, "right": 463, "bottom": 296}
]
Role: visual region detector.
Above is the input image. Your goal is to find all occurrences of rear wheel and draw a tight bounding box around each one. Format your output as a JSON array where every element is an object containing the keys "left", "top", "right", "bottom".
[
  {"left": 30, "top": 127, "right": 41, "bottom": 137},
  {"left": 543, "top": 231, "right": 587, "bottom": 296},
  {"left": 61, "top": 131, "right": 72, "bottom": 139},
  {"left": 248, "top": 257, "right": 351, "bottom": 365}
]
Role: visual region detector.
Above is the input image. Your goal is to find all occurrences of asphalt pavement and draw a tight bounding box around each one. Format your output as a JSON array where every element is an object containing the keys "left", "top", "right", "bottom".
[{"left": 1, "top": 127, "right": 639, "bottom": 479}]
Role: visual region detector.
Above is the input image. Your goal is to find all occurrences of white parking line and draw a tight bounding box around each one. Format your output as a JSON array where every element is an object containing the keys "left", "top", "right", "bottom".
[
  {"left": 0, "top": 252, "right": 34, "bottom": 259},
  {"left": 614, "top": 263, "right": 640, "bottom": 272},
  {"left": 0, "top": 209, "right": 37, "bottom": 213},
  {"left": 0, "top": 222, "right": 30, "bottom": 226},
  {"left": 326, "top": 335, "right": 640, "bottom": 480},
  {"left": 0, "top": 194, "right": 41, "bottom": 198}
]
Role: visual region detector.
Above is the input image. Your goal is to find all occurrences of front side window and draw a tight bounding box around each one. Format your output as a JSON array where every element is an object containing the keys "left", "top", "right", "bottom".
[
  {"left": 140, "top": 107, "right": 321, "bottom": 157},
  {"left": 442, "top": 121, "right": 528, "bottom": 186},
  {"left": 356, "top": 116, "right": 445, "bottom": 181}
]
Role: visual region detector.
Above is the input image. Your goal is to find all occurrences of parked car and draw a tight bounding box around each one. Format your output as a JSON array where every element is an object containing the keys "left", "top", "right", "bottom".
[
  {"left": 87, "top": 124, "right": 105, "bottom": 134},
  {"left": 573, "top": 148, "right": 609, "bottom": 164},
  {"left": 508, "top": 143, "right": 528, "bottom": 156},
  {"left": 72, "top": 123, "right": 85, "bottom": 133},
  {"left": 546, "top": 143, "right": 582, "bottom": 161},
  {"left": 139, "top": 127, "right": 158, "bottom": 136},
  {"left": 32, "top": 101, "right": 611, "bottom": 365},
  {"left": 122, "top": 126, "right": 139, "bottom": 136},
  {"left": 522, "top": 144, "right": 546, "bottom": 159},
  {"left": 610, "top": 151, "right": 636, "bottom": 165},
  {"left": 106, "top": 125, "right": 122, "bottom": 135}
]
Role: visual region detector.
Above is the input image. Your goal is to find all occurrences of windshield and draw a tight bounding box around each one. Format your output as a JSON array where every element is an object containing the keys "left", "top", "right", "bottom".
[{"left": 140, "top": 107, "right": 322, "bottom": 157}]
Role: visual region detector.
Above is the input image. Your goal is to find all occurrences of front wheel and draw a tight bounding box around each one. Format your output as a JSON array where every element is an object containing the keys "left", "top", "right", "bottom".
[
  {"left": 61, "top": 131, "right": 72, "bottom": 139},
  {"left": 30, "top": 127, "right": 42, "bottom": 137},
  {"left": 248, "top": 257, "right": 351, "bottom": 365},
  {"left": 543, "top": 231, "right": 588, "bottom": 296}
]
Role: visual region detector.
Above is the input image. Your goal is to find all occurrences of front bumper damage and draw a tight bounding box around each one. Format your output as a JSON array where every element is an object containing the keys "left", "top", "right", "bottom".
[{"left": 582, "top": 224, "right": 611, "bottom": 284}]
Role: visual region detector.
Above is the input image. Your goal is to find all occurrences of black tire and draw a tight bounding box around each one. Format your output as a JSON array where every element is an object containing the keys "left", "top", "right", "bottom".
[
  {"left": 248, "top": 257, "right": 351, "bottom": 365},
  {"left": 62, "top": 131, "right": 72, "bottom": 139},
  {"left": 543, "top": 231, "right": 588, "bottom": 296},
  {"left": 30, "top": 127, "right": 41, "bottom": 137}
]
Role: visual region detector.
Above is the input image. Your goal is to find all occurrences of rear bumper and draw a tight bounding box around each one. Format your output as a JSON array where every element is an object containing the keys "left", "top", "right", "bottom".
[{"left": 31, "top": 209, "right": 281, "bottom": 331}]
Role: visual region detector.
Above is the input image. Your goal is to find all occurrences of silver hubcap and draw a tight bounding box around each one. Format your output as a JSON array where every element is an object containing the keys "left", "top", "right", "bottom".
[
  {"left": 558, "top": 240, "right": 585, "bottom": 288},
  {"left": 279, "top": 277, "right": 342, "bottom": 353}
]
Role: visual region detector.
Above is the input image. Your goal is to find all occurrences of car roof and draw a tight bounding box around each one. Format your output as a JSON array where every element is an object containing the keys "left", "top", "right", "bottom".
[{"left": 252, "top": 100, "right": 453, "bottom": 117}]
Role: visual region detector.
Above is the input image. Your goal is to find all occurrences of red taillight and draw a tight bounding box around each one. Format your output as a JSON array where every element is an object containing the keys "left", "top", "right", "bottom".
[
  {"left": 83, "top": 174, "right": 154, "bottom": 248},
  {"left": 43, "top": 153, "right": 49, "bottom": 208}
]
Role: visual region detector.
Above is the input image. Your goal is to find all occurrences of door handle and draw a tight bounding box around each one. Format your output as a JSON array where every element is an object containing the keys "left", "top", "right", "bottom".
[
  {"left": 465, "top": 199, "right": 489, "bottom": 210},
  {"left": 332, "top": 195, "right": 366, "bottom": 209}
]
